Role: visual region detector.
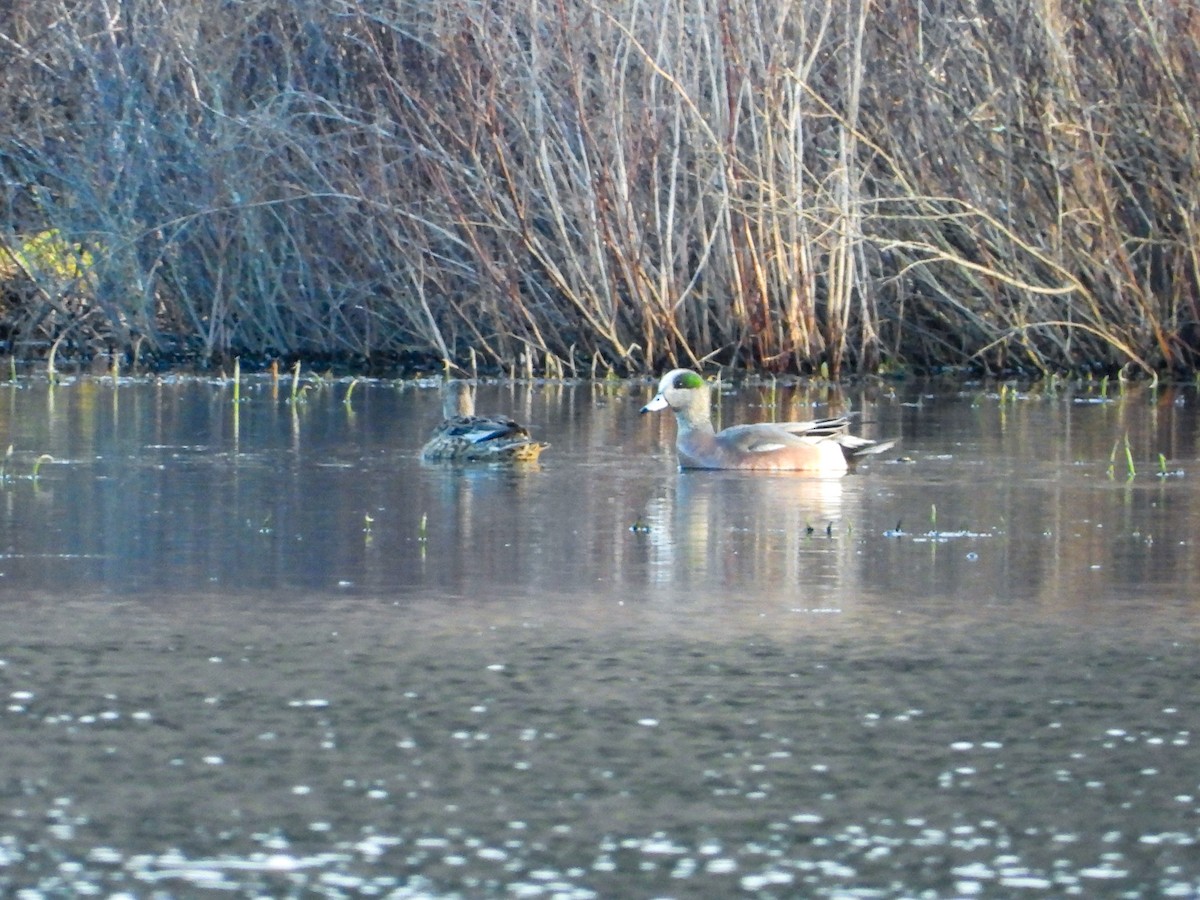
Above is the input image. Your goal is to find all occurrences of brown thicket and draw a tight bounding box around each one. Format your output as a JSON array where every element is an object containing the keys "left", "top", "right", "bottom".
[{"left": 0, "top": 0, "right": 1197, "bottom": 376}]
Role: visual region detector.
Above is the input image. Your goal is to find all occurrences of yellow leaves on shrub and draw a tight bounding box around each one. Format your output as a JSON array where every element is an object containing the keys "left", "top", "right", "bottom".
[{"left": 1, "top": 230, "right": 95, "bottom": 284}]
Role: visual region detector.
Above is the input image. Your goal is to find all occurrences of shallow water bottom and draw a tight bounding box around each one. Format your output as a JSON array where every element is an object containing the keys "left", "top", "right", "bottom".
[{"left": 1, "top": 596, "right": 1197, "bottom": 898}]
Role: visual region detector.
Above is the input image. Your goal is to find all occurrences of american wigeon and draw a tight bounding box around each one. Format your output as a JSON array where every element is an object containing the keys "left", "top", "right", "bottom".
[
  {"left": 640, "top": 368, "right": 896, "bottom": 473},
  {"left": 421, "top": 380, "right": 549, "bottom": 463}
]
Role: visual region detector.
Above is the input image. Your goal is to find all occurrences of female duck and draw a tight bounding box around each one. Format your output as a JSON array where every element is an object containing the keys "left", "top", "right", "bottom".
[
  {"left": 422, "top": 380, "right": 549, "bottom": 463},
  {"left": 641, "top": 368, "right": 895, "bottom": 473}
]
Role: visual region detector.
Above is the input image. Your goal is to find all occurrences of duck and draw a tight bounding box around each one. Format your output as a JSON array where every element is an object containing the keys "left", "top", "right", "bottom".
[
  {"left": 421, "top": 380, "right": 549, "bottom": 463},
  {"left": 640, "top": 368, "right": 896, "bottom": 473}
]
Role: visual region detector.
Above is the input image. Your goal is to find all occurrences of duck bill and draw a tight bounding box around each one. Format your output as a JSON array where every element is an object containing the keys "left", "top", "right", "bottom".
[{"left": 640, "top": 393, "right": 669, "bottom": 413}]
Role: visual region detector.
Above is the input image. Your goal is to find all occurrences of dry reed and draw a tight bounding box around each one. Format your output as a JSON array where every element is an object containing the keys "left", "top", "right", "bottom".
[{"left": 0, "top": 0, "right": 1196, "bottom": 376}]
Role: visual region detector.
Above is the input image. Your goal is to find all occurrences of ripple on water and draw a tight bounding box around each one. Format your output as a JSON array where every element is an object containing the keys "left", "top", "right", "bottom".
[{"left": 7, "top": 813, "right": 1200, "bottom": 899}]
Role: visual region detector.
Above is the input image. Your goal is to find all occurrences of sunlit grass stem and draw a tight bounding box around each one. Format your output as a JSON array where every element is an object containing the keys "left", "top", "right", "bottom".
[
  {"left": 31, "top": 454, "right": 53, "bottom": 480},
  {"left": 47, "top": 335, "right": 63, "bottom": 385},
  {"left": 290, "top": 361, "right": 302, "bottom": 404},
  {"left": 1108, "top": 433, "right": 1136, "bottom": 480}
]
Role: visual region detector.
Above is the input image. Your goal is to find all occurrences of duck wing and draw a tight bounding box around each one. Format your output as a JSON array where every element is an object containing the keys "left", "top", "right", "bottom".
[
  {"left": 718, "top": 422, "right": 834, "bottom": 454},
  {"left": 438, "top": 414, "right": 530, "bottom": 445},
  {"left": 774, "top": 416, "right": 853, "bottom": 439},
  {"left": 777, "top": 415, "right": 897, "bottom": 456}
]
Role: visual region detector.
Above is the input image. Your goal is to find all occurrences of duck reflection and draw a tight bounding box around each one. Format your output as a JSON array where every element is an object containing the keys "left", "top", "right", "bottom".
[{"left": 640, "top": 471, "right": 863, "bottom": 603}]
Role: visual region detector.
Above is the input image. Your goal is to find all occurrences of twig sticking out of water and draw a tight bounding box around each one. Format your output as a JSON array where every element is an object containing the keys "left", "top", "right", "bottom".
[
  {"left": 289, "top": 361, "right": 302, "bottom": 404},
  {"left": 1108, "top": 433, "right": 1135, "bottom": 480}
]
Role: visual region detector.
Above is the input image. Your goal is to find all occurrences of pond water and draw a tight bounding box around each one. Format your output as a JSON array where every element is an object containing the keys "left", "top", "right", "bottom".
[{"left": 0, "top": 373, "right": 1198, "bottom": 897}]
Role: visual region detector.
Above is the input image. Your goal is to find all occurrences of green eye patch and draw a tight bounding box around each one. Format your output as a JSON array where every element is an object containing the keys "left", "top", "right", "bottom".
[{"left": 675, "top": 371, "right": 705, "bottom": 389}]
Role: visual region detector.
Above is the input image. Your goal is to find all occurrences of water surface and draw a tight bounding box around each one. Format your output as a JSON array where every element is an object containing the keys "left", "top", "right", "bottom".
[{"left": 0, "top": 374, "right": 1198, "bottom": 897}]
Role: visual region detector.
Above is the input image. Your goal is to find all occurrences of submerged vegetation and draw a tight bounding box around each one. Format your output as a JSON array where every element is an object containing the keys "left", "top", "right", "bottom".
[{"left": 1, "top": 0, "right": 1198, "bottom": 377}]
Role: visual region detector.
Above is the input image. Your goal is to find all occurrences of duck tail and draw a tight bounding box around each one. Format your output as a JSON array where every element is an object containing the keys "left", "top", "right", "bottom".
[{"left": 846, "top": 437, "right": 899, "bottom": 458}]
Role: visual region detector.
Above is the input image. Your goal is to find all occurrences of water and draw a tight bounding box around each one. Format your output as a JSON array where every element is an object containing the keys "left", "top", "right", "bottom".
[{"left": 0, "top": 374, "right": 1198, "bottom": 897}]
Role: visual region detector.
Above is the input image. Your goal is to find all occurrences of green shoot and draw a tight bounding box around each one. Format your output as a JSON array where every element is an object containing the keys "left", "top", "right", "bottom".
[
  {"left": 31, "top": 453, "right": 53, "bottom": 480},
  {"left": 47, "top": 334, "right": 63, "bottom": 385},
  {"left": 1109, "top": 433, "right": 1135, "bottom": 480}
]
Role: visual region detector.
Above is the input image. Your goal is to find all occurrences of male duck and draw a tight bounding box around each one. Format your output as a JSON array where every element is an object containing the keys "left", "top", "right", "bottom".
[
  {"left": 641, "top": 368, "right": 896, "bottom": 473},
  {"left": 421, "top": 380, "right": 549, "bottom": 463}
]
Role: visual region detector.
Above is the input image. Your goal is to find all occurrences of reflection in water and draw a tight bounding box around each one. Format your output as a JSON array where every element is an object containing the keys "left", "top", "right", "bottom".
[
  {"left": 0, "top": 376, "right": 1200, "bottom": 896},
  {"left": 644, "top": 472, "right": 853, "bottom": 601},
  {"left": 0, "top": 376, "right": 1197, "bottom": 618}
]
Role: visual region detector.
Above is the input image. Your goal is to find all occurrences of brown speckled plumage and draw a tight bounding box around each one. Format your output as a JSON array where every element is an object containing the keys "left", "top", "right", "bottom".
[{"left": 421, "top": 381, "right": 549, "bottom": 463}]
